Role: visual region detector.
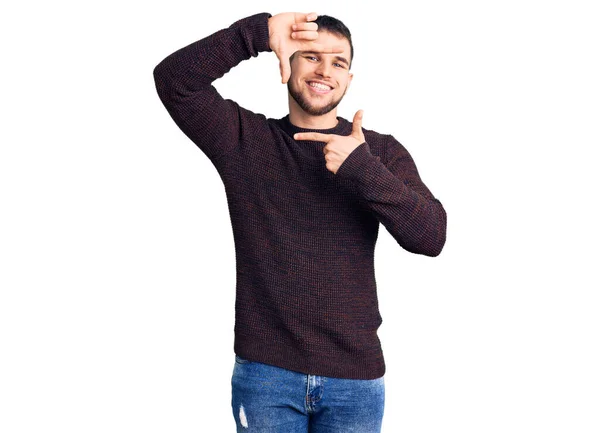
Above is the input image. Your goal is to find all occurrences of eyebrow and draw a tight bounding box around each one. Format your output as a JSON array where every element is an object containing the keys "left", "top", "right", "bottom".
[{"left": 299, "top": 51, "right": 350, "bottom": 67}]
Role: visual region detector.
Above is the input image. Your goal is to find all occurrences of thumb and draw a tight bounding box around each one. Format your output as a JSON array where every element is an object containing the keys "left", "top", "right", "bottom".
[
  {"left": 352, "top": 109, "right": 364, "bottom": 137},
  {"left": 280, "top": 56, "right": 291, "bottom": 84}
]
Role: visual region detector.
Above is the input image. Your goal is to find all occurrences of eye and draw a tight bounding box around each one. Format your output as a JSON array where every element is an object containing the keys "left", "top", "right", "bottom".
[
  {"left": 306, "top": 56, "right": 318, "bottom": 61},
  {"left": 333, "top": 62, "right": 344, "bottom": 68}
]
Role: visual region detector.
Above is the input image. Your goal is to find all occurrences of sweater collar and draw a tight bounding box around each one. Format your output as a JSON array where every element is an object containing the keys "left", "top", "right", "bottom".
[{"left": 279, "top": 114, "right": 352, "bottom": 137}]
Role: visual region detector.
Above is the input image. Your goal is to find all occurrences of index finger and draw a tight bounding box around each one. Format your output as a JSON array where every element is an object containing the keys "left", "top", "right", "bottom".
[
  {"left": 294, "top": 132, "right": 332, "bottom": 142},
  {"left": 303, "top": 41, "right": 346, "bottom": 54}
]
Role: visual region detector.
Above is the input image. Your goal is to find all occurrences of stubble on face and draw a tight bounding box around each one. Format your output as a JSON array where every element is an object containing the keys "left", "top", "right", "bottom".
[{"left": 287, "top": 79, "right": 348, "bottom": 116}]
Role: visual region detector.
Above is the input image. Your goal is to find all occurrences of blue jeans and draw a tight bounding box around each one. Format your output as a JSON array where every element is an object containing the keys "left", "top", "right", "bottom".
[{"left": 231, "top": 355, "right": 385, "bottom": 432}]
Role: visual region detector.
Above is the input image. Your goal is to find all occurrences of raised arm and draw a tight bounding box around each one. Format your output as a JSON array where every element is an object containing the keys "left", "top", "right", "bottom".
[
  {"left": 153, "top": 13, "right": 272, "bottom": 161},
  {"left": 153, "top": 12, "right": 344, "bottom": 162}
]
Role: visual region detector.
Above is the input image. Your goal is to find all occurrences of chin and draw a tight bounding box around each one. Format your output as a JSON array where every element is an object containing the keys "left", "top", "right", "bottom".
[{"left": 289, "top": 82, "right": 345, "bottom": 117}]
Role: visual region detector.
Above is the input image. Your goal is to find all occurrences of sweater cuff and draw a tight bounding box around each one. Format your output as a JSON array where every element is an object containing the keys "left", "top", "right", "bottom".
[
  {"left": 231, "top": 12, "right": 273, "bottom": 54},
  {"left": 336, "top": 141, "right": 382, "bottom": 185}
]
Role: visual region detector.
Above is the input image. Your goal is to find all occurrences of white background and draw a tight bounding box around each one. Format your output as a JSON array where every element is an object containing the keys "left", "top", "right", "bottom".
[{"left": 1, "top": 0, "right": 599, "bottom": 432}]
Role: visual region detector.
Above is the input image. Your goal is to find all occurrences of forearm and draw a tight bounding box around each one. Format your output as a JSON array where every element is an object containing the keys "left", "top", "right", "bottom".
[
  {"left": 153, "top": 13, "right": 271, "bottom": 99},
  {"left": 337, "top": 142, "right": 447, "bottom": 257},
  {"left": 152, "top": 13, "right": 272, "bottom": 160}
]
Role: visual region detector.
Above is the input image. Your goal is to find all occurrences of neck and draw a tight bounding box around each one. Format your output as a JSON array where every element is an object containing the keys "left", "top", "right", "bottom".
[{"left": 288, "top": 99, "right": 339, "bottom": 129}]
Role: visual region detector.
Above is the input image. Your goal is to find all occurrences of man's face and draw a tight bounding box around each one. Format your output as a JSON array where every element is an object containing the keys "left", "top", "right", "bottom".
[{"left": 287, "top": 31, "right": 354, "bottom": 116}]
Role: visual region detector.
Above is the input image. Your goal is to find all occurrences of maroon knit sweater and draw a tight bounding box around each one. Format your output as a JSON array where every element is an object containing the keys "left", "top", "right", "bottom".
[{"left": 153, "top": 12, "right": 446, "bottom": 379}]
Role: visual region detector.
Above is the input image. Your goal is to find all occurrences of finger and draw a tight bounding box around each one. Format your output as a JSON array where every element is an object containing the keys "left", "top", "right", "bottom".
[
  {"left": 280, "top": 59, "right": 290, "bottom": 84},
  {"left": 294, "top": 132, "right": 331, "bottom": 142},
  {"left": 291, "top": 30, "right": 319, "bottom": 41},
  {"left": 292, "top": 22, "right": 318, "bottom": 32},
  {"left": 305, "top": 12, "right": 318, "bottom": 22},
  {"left": 295, "top": 12, "right": 318, "bottom": 23},
  {"left": 304, "top": 41, "right": 346, "bottom": 54},
  {"left": 352, "top": 109, "right": 364, "bottom": 136}
]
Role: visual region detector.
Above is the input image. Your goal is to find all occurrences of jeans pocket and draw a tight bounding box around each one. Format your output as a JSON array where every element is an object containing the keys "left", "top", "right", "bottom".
[{"left": 235, "top": 354, "right": 252, "bottom": 364}]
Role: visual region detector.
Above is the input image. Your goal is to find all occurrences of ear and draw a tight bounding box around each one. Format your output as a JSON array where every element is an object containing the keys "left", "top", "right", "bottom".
[{"left": 347, "top": 72, "right": 354, "bottom": 88}]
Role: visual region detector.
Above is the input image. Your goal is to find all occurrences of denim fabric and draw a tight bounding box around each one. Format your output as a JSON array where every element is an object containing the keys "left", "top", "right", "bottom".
[{"left": 231, "top": 355, "right": 385, "bottom": 432}]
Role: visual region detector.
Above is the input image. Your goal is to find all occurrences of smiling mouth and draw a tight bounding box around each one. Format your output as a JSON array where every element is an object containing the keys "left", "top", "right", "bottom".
[{"left": 307, "top": 81, "right": 333, "bottom": 94}]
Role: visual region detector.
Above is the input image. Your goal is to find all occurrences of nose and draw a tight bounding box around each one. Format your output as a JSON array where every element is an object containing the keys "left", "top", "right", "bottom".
[{"left": 315, "top": 61, "right": 332, "bottom": 78}]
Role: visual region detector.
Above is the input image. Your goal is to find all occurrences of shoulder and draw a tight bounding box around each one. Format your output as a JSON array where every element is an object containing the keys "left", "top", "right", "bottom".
[
  {"left": 234, "top": 104, "right": 272, "bottom": 137},
  {"left": 359, "top": 125, "right": 412, "bottom": 165}
]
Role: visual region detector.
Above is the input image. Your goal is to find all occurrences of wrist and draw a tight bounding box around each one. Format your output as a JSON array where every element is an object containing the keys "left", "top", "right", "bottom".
[{"left": 267, "top": 16, "right": 275, "bottom": 49}]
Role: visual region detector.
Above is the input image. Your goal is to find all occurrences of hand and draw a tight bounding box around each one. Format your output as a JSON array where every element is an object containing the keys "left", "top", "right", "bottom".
[
  {"left": 294, "top": 110, "right": 366, "bottom": 174},
  {"left": 268, "top": 12, "right": 345, "bottom": 84}
]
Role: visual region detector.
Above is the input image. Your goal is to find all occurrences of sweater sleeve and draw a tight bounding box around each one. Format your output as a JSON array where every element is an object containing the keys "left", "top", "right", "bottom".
[
  {"left": 335, "top": 137, "right": 447, "bottom": 257},
  {"left": 153, "top": 13, "right": 272, "bottom": 161}
]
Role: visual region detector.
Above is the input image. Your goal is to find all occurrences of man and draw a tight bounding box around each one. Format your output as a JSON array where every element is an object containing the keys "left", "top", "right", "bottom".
[{"left": 154, "top": 11, "right": 446, "bottom": 432}]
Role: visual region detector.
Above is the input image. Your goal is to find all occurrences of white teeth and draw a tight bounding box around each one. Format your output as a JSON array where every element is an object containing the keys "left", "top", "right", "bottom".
[{"left": 309, "top": 82, "right": 331, "bottom": 91}]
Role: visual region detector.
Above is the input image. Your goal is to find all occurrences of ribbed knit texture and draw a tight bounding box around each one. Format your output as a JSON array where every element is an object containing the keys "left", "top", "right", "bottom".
[{"left": 153, "top": 13, "right": 447, "bottom": 379}]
